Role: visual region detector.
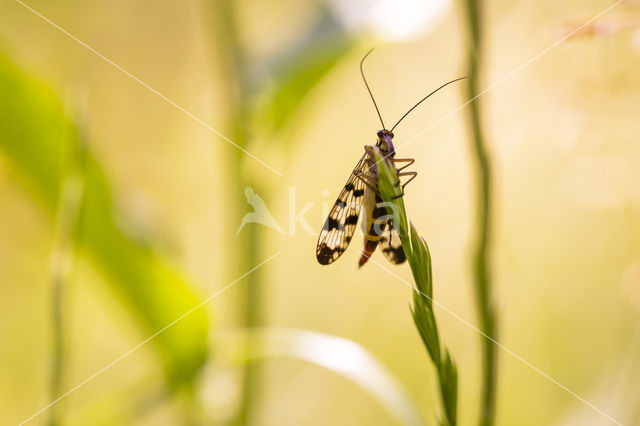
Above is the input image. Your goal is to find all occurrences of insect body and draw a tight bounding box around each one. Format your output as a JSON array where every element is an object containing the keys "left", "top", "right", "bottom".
[
  {"left": 316, "top": 128, "right": 415, "bottom": 267},
  {"left": 316, "top": 49, "right": 464, "bottom": 267},
  {"left": 357, "top": 131, "right": 413, "bottom": 267}
]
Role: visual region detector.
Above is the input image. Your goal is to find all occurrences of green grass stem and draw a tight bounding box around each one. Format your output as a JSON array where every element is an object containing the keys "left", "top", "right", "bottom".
[
  {"left": 376, "top": 151, "right": 458, "bottom": 426},
  {"left": 461, "top": 1, "right": 498, "bottom": 424},
  {"left": 210, "top": 1, "right": 263, "bottom": 423},
  {"left": 47, "top": 119, "right": 87, "bottom": 426}
]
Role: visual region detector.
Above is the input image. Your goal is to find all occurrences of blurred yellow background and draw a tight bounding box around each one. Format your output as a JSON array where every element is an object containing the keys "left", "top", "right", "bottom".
[{"left": 1, "top": 0, "right": 639, "bottom": 425}]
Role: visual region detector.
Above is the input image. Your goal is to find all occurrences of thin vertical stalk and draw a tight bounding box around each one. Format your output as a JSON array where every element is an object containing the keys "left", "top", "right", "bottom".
[
  {"left": 462, "top": 1, "right": 498, "bottom": 425},
  {"left": 210, "top": 1, "right": 263, "bottom": 424},
  {"left": 48, "top": 119, "right": 86, "bottom": 426},
  {"left": 48, "top": 273, "right": 64, "bottom": 426}
]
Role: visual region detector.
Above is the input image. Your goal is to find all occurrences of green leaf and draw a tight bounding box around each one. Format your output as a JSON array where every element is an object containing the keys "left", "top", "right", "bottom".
[
  {"left": 255, "top": 6, "right": 352, "bottom": 135},
  {"left": 439, "top": 349, "right": 458, "bottom": 426},
  {"left": 410, "top": 223, "right": 433, "bottom": 300},
  {"left": 410, "top": 299, "right": 441, "bottom": 365},
  {"left": 0, "top": 53, "right": 208, "bottom": 387}
]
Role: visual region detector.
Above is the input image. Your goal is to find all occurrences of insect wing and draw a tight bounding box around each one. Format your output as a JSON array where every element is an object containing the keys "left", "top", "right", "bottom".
[
  {"left": 316, "top": 154, "right": 368, "bottom": 265},
  {"left": 380, "top": 219, "right": 407, "bottom": 264}
]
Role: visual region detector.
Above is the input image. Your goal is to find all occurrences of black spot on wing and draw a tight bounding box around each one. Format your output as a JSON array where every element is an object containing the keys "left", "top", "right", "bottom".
[
  {"left": 316, "top": 153, "right": 369, "bottom": 265},
  {"left": 381, "top": 244, "right": 406, "bottom": 264},
  {"left": 345, "top": 214, "right": 359, "bottom": 225},
  {"left": 316, "top": 245, "right": 337, "bottom": 265},
  {"left": 325, "top": 217, "right": 341, "bottom": 231},
  {"left": 380, "top": 219, "right": 407, "bottom": 265}
]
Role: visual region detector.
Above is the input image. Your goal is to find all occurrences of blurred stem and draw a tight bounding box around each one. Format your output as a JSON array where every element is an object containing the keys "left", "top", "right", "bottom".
[
  {"left": 211, "top": 1, "right": 262, "bottom": 424},
  {"left": 462, "top": 1, "right": 498, "bottom": 425},
  {"left": 49, "top": 275, "right": 64, "bottom": 426},
  {"left": 48, "top": 119, "right": 87, "bottom": 426}
]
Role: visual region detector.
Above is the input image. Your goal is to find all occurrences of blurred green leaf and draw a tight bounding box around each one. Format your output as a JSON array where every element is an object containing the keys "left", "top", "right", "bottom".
[
  {"left": 255, "top": 6, "right": 352, "bottom": 135},
  {"left": 0, "top": 53, "right": 208, "bottom": 388}
]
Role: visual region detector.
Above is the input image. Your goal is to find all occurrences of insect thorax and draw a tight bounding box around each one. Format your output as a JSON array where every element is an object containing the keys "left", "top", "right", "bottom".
[{"left": 376, "top": 129, "right": 396, "bottom": 157}]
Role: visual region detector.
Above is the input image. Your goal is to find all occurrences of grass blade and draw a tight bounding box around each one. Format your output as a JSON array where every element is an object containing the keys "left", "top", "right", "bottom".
[{"left": 376, "top": 151, "right": 457, "bottom": 426}]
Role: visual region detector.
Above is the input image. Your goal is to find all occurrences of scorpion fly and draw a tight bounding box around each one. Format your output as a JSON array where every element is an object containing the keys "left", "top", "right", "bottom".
[{"left": 316, "top": 49, "right": 465, "bottom": 267}]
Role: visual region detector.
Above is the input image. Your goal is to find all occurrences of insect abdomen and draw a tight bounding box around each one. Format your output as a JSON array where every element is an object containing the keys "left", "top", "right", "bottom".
[{"left": 359, "top": 192, "right": 387, "bottom": 267}]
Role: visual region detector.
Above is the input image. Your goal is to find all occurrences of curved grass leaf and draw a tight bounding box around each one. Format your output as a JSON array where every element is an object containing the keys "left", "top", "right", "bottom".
[
  {"left": 214, "top": 327, "right": 423, "bottom": 426},
  {"left": 0, "top": 53, "right": 208, "bottom": 388}
]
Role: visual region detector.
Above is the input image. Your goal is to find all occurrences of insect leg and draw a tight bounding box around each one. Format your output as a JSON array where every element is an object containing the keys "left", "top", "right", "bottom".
[
  {"left": 355, "top": 172, "right": 378, "bottom": 191},
  {"left": 399, "top": 171, "right": 418, "bottom": 188},
  {"left": 391, "top": 171, "right": 418, "bottom": 199},
  {"left": 392, "top": 157, "right": 415, "bottom": 172}
]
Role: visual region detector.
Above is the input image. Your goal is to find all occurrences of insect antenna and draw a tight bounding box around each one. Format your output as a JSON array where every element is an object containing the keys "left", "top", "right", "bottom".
[
  {"left": 360, "top": 48, "right": 386, "bottom": 130},
  {"left": 390, "top": 76, "right": 467, "bottom": 132}
]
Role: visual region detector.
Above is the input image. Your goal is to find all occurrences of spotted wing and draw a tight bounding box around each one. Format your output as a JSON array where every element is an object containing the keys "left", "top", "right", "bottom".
[
  {"left": 380, "top": 219, "right": 407, "bottom": 264},
  {"left": 316, "top": 154, "right": 368, "bottom": 265}
]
